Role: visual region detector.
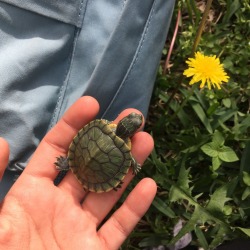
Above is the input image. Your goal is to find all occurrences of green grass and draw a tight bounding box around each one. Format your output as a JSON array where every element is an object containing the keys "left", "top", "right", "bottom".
[{"left": 122, "top": 0, "right": 250, "bottom": 249}]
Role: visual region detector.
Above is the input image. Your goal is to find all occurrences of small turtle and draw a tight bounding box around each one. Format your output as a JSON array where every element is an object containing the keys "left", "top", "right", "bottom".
[{"left": 55, "top": 112, "right": 143, "bottom": 193}]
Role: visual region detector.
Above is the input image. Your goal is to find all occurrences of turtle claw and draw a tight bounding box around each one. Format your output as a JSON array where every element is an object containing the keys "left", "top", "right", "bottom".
[
  {"left": 54, "top": 156, "right": 69, "bottom": 171},
  {"left": 131, "top": 157, "right": 141, "bottom": 175},
  {"left": 133, "top": 165, "right": 141, "bottom": 175},
  {"left": 113, "top": 182, "right": 123, "bottom": 192}
]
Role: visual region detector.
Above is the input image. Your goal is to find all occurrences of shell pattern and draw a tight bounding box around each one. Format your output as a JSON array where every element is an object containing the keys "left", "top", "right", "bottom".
[{"left": 68, "top": 119, "right": 132, "bottom": 192}]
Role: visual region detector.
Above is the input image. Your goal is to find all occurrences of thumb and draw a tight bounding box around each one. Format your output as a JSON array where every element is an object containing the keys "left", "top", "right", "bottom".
[{"left": 0, "top": 138, "right": 9, "bottom": 181}]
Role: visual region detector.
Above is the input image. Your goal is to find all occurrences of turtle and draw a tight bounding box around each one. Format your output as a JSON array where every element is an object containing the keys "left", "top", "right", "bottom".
[{"left": 54, "top": 112, "right": 143, "bottom": 193}]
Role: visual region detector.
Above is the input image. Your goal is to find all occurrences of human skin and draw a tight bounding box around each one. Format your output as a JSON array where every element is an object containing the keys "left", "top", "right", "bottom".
[{"left": 0, "top": 96, "right": 157, "bottom": 250}]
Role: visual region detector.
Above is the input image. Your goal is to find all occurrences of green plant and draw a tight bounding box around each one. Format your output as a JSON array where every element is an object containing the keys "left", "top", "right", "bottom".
[{"left": 123, "top": 0, "right": 250, "bottom": 249}]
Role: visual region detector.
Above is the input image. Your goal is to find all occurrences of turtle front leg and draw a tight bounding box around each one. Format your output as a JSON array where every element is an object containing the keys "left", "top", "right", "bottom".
[
  {"left": 54, "top": 156, "right": 70, "bottom": 171},
  {"left": 131, "top": 157, "right": 141, "bottom": 175}
]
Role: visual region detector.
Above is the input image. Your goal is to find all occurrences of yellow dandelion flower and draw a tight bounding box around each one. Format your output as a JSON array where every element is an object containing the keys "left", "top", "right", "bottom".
[{"left": 183, "top": 52, "right": 229, "bottom": 89}]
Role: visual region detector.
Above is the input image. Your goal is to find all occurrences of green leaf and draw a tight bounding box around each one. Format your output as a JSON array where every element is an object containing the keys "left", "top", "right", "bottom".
[
  {"left": 190, "top": 101, "right": 213, "bottom": 134},
  {"left": 207, "top": 102, "right": 220, "bottom": 116},
  {"left": 177, "top": 166, "right": 191, "bottom": 191},
  {"left": 170, "top": 205, "right": 232, "bottom": 250},
  {"left": 238, "top": 115, "right": 250, "bottom": 133},
  {"left": 139, "top": 235, "right": 168, "bottom": 248},
  {"left": 236, "top": 227, "right": 250, "bottom": 237},
  {"left": 222, "top": 0, "right": 241, "bottom": 22},
  {"left": 206, "top": 183, "right": 232, "bottom": 216},
  {"left": 201, "top": 132, "right": 239, "bottom": 163},
  {"left": 195, "top": 226, "right": 209, "bottom": 249},
  {"left": 212, "top": 156, "right": 222, "bottom": 171},
  {"left": 241, "top": 186, "right": 250, "bottom": 200},
  {"left": 212, "top": 131, "right": 225, "bottom": 147},
  {"left": 218, "top": 146, "right": 239, "bottom": 162},
  {"left": 211, "top": 110, "right": 236, "bottom": 130},
  {"left": 150, "top": 147, "right": 169, "bottom": 176},
  {"left": 169, "top": 100, "right": 191, "bottom": 127},
  {"left": 242, "top": 172, "right": 250, "bottom": 186},
  {"left": 169, "top": 166, "right": 197, "bottom": 205},
  {"left": 222, "top": 98, "right": 231, "bottom": 108},
  {"left": 223, "top": 205, "right": 233, "bottom": 216},
  {"left": 201, "top": 143, "right": 218, "bottom": 157},
  {"left": 152, "top": 197, "right": 176, "bottom": 219},
  {"left": 240, "top": 140, "right": 250, "bottom": 179},
  {"left": 169, "top": 167, "right": 235, "bottom": 249},
  {"left": 194, "top": 88, "right": 208, "bottom": 110}
]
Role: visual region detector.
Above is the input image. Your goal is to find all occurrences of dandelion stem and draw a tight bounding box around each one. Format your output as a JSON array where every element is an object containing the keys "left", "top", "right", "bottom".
[
  {"left": 164, "top": 9, "right": 181, "bottom": 74},
  {"left": 191, "top": 0, "right": 214, "bottom": 55}
]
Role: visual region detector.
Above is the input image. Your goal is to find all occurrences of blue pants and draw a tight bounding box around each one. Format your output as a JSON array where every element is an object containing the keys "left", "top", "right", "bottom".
[{"left": 0, "top": 0, "right": 175, "bottom": 199}]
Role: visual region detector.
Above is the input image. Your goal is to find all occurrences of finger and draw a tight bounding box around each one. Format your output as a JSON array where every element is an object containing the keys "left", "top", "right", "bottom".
[
  {"left": 0, "top": 138, "right": 9, "bottom": 181},
  {"left": 98, "top": 178, "right": 157, "bottom": 250},
  {"left": 81, "top": 128, "right": 154, "bottom": 225},
  {"left": 59, "top": 108, "right": 148, "bottom": 202},
  {"left": 24, "top": 96, "right": 99, "bottom": 180}
]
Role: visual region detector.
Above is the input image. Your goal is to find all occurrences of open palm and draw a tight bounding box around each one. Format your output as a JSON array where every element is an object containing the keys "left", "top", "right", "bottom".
[{"left": 0, "top": 96, "right": 156, "bottom": 250}]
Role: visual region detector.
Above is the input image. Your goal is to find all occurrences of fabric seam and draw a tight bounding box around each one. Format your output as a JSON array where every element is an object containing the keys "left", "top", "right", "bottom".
[
  {"left": 48, "top": 27, "right": 79, "bottom": 130},
  {"left": 0, "top": 0, "right": 82, "bottom": 27},
  {"left": 48, "top": 1, "right": 89, "bottom": 128},
  {"left": 77, "top": 0, "right": 88, "bottom": 27},
  {"left": 122, "top": 0, "right": 127, "bottom": 9},
  {"left": 101, "top": 0, "right": 156, "bottom": 118}
]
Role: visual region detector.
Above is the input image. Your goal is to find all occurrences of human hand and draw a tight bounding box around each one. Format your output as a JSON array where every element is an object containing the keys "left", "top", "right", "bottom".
[{"left": 0, "top": 96, "right": 156, "bottom": 250}]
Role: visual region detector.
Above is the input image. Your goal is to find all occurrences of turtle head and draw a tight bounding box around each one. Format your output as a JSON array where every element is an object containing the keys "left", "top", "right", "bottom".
[{"left": 116, "top": 112, "right": 143, "bottom": 140}]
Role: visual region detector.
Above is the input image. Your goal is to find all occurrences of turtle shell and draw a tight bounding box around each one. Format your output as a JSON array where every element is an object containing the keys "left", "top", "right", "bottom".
[{"left": 67, "top": 119, "right": 132, "bottom": 193}]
